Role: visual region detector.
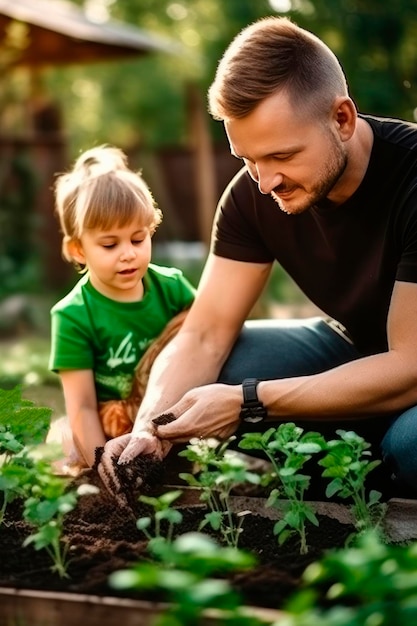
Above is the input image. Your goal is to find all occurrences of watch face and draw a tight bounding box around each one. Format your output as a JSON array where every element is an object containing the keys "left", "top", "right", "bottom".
[
  {"left": 240, "top": 405, "right": 267, "bottom": 423},
  {"left": 240, "top": 378, "right": 267, "bottom": 423}
]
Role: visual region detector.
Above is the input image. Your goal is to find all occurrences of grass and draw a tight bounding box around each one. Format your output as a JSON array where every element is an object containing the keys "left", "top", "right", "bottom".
[{"left": 0, "top": 334, "right": 64, "bottom": 419}]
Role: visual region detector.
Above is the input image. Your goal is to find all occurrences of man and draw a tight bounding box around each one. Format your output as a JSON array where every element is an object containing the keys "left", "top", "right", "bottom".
[{"left": 99, "top": 16, "right": 417, "bottom": 496}]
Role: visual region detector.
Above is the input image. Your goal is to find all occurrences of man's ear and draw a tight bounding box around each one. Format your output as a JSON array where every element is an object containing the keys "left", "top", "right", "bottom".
[
  {"left": 332, "top": 97, "right": 357, "bottom": 142},
  {"left": 65, "top": 238, "right": 85, "bottom": 265}
]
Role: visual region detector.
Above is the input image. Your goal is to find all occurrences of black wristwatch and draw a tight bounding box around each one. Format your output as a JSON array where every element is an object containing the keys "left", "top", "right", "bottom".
[{"left": 239, "top": 378, "right": 268, "bottom": 423}]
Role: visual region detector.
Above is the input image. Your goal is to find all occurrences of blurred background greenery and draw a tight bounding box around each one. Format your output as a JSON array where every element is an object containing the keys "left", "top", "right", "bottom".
[
  {"left": 36, "top": 0, "right": 417, "bottom": 152},
  {"left": 1, "top": 0, "right": 417, "bottom": 412},
  {"left": 36, "top": 0, "right": 417, "bottom": 153}
]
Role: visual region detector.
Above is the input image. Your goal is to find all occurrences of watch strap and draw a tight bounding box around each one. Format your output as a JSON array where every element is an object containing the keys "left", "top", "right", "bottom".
[{"left": 240, "top": 378, "right": 267, "bottom": 423}]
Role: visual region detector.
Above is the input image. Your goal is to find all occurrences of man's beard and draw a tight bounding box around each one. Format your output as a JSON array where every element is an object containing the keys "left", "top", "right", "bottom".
[{"left": 271, "top": 137, "right": 348, "bottom": 215}]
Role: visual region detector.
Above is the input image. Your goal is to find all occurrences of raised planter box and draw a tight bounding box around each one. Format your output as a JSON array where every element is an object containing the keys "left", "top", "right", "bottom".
[
  {"left": 1, "top": 493, "right": 416, "bottom": 626},
  {"left": 0, "top": 587, "right": 283, "bottom": 626},
  {"left": 0, "top": 589, "right": 169, "bottom": 626}
]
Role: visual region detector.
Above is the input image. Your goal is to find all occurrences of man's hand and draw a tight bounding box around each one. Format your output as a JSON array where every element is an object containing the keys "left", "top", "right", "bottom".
[
  {"left": 96, "top": 433, "right": 133, "bottom": 506},
  {"left": 96, "top": 383, "right": 241, "bottom": 500},
  {"left": 118, "top": 430, "right": 172, "bottom": 464},
  {"left": 152, "top": 383, "right": 241, "bottom": 443},
  {"left": 96, "top": 430, "right": 172, "bottom": 505}
]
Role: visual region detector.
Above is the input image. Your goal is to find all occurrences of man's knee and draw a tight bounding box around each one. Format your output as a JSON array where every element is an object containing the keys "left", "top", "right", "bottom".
[{"left": 382, "top": 407, "right": 417, "bottom": 495}]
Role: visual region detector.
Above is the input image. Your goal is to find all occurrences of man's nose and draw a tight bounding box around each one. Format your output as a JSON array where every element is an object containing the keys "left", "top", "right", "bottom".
[{"left": 256, "top": 164, "right": 284, "bottom": 195}]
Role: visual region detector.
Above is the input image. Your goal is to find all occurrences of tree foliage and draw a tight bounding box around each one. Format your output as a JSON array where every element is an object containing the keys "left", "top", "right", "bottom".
[{"left": 23, "top": 1, "right": 417, "bottom": 154}]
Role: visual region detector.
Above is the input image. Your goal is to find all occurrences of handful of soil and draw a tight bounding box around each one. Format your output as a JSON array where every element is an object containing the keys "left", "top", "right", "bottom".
[
  {"left": 152, "top": 412, "right": 177, "bottom": 427},
  {"left": 94, "top": 412, "right": 177, "bottom": 509}
]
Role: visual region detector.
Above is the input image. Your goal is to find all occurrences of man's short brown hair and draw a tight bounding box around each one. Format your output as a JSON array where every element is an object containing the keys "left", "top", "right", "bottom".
[{"left": 208, "top": 17, "right": 348, "bottom": 121}]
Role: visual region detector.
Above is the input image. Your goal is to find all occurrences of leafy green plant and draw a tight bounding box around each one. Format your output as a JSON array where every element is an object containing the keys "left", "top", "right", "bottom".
[
  {"left": 0, "top": 385, "right": 52, "bottom": 445},
  {"left": 239, "top": 424, "right": 326, "bottom": 554},
  {"left": 0, "top": 385, "right": 99, "bottom": 578},
  {"left": 0, "top": 429, "right": 31, "bottom": 524},
  {"left": 22, "top": 450, "right": 99, "bottom": 579},
  {"left": 281, "top": 530, "right": 417, "bottom": 626},
  {"left": 179, "top": 437, "right": 261, "bottom": 547},
  {"left": 110, "top": 531, "right": 266, "bottom": 626},
  {"left": 0, "top": 385, "right": 52, "bottom": 523},
  {"left": 137, "top": 489, "right": 184, "bottom": 548},
  {"left": 319, "top": 430, "right": 386, "bottom": 536}
]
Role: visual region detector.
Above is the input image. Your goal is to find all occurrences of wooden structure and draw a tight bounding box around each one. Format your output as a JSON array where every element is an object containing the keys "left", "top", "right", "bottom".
[
  {"left": 0, "top": 0, "right": 175, "bottom": 68},
  {"left": 0, "top": 0, "right": 179, "bottom": 289}
]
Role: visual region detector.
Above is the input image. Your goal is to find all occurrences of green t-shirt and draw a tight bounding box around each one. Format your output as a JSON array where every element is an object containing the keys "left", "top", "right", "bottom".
[{"left": 49, "top": 263, "right": 195, "bottom": 401}]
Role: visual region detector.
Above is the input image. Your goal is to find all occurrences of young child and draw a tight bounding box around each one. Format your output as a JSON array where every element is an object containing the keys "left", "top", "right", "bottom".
[{"left": 48, "top": 145, "right": 195, "bottom": 471}]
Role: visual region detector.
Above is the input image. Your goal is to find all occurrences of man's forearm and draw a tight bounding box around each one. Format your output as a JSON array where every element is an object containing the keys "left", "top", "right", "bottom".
[
  {"left": 259, "top": 351, "right": 417, "bottom": 420},
  {"left": 134, "top": 330, "right": 228, "bottom": 430}
]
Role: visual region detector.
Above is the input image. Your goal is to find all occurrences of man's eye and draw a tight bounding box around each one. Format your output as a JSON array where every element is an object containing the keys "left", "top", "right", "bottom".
[{"left": 274, "top": 154, "right": 293, "bottom": 161}]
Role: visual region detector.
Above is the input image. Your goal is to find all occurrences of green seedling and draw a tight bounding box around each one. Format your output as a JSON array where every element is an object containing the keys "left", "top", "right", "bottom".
[
  {"left": 0, "top": 386, "right": 99, "bottom": 578},
  {"left": 0, "top": 386, "right": 52, "bottom": 445},
  {"left": 23, "top": 448, "right": 99, "bottom": 578},
  {"left": 319, "top": 430, "right": 386, "bottom": 535},
  {"left": 137, "top": 489, "right": 184, "bottom": 550},
  {"left": 239, "top": 424, "right": 326, "bottom": 554},
  {"left": 179, "top": 437, "right": 260, "bottom": 548},
  {"left": 0, "top": 385, "right": 52, "bottom": 524},
  {"left": 282, "top": 530, "right": 417, "bottom": 626},
  {"left": 110, "top": 531, "right": 266, "bottom": 626},
  {"left": 0, "top": 431, "right": 32, "bottom": 524}
]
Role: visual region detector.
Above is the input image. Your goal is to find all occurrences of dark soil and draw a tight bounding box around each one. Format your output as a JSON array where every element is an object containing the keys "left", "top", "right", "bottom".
[{"left": 0, "top": 451, "right": 356, "bottom": 612}]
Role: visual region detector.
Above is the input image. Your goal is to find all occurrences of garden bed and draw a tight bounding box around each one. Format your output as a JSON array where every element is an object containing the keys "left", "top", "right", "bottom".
[{"left": 1, "top": 457, "right": 416, "bottom": 626}]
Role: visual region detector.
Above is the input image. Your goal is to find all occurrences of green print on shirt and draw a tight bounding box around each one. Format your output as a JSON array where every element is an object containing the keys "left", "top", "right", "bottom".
[
  {"left": 101, "top": 334, "right": 155, "bottom": 399},
  {"left": 95, "top": 371, "right": 133, "bottom": 399},
  {"left": 107, "top": 333, "right": 137, "bottom": 369}
]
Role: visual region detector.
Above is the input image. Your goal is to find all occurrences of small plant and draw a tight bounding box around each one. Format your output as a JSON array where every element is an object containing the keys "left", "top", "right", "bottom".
[
  {"left": 137, "top": 489, "right": 184, "bottom": 549},
  {"left": 22, "top": 449, "right": 99, "bottom": 578},
  {"left": 109, "top": 531, "right": 266, "bottom": 626},
  {"left": 282, "top": 530, "right": 417, "bottom": 625},
  {"left": 319, "top": 429, "right": 386, "bottom": 535},
  {"left": 179, "top": 437, "right": 261, "bottom": 547},
  {"left": 0, "top": 386, "right": 52, "bottom": 443},
  {"left": 0, "top": 385, "right": 99, "bottom": 578},
  {"left": 0, "top": 385, "right": 52, "bottom": 523},
  {"left": 239, "top": 423, "right": 326, "bottom": 554},
  {"left": 0, "top": 429, "right": 33, "bottom": 524}
]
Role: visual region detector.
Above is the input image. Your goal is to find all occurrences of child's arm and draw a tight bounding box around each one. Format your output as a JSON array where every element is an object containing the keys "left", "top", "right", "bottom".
[{"left": 59, "top": 369, "right": 107, "bottom": 467}]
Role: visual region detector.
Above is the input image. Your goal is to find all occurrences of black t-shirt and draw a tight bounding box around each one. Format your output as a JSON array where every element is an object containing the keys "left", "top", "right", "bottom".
[{"left": 212, "top": 114, "right": 417, "bottom": 355}]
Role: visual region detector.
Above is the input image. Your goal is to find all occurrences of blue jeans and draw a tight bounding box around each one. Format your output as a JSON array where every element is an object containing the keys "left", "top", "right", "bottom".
[{"left": 218, "top": 316, "right": 414, "bottom": 497}]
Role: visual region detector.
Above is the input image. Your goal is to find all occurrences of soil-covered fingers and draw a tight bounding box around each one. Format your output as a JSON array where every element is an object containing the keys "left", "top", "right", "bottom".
[
  {"left": 101, "top": 433, "right": 133, "bottom": 461},
  {"left": 95, "top": 431, "right": 172, "bottom": 505},
  {"left": 95, "top": 434, "right": 135, "bottom": 503},
  {"left": 96, "top": 443, "right": 168, "bottom": 508},
  {"left": 117, "top": 431, "right": 170, "bottom": 464},
  {"left": 95, "top": 445, "right": 132, "bottom": 508}
]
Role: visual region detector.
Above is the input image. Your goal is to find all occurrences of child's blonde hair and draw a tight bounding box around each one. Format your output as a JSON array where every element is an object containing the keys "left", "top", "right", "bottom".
[{"left": 54, "top": 145, "right": 162, "bottom": 269}]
